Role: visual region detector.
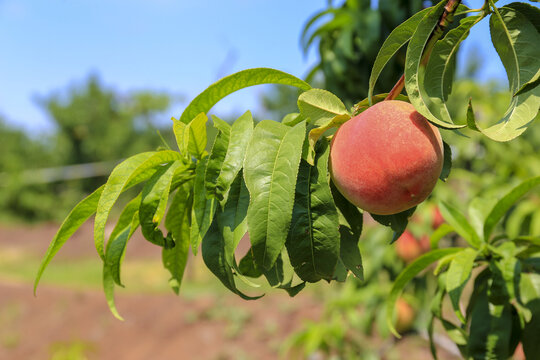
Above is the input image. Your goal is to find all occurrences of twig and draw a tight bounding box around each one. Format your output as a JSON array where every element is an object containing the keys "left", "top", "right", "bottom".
[{"left": 384, "top": 0, "right": 462, "bottom": 101}]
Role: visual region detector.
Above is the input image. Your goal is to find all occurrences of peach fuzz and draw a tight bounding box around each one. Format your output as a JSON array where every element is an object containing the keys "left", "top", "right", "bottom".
[{"left": 330, "top": 100, "right": 443, "bottom": 215}]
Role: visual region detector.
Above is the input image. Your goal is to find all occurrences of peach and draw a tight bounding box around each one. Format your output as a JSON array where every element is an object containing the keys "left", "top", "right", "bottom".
[
  {"left": 395, "top": 297, "right": 416, "bottom": 333},
  {"left": 330, "top": 100, "right": 443, "bottom": 215},
  {"left": 395, "top": 230, "right": 424, "bottom": 263}
]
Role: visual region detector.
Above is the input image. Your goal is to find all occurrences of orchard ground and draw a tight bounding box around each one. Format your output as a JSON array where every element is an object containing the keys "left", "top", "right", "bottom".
[{"left": 0, "top": 221, "right": 461, "bottom": 360}]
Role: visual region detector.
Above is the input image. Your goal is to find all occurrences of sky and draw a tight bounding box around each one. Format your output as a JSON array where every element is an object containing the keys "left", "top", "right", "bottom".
[{"left": 0, "top": 0, "right": 522, "bottom": 133}]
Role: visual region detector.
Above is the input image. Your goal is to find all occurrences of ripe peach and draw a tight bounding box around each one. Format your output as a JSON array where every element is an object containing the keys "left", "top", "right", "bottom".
[
  {"left": 395, "top": 297, "right": 416, "bottom": 333},
  {"left": 330, "top": 100, "right": 443, "bottom": 215},
  {"left": 395, "top": 230, "right": 424, "bottom": 263}
]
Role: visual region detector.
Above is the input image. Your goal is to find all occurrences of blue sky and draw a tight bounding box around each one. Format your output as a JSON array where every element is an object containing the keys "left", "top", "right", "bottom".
[{"left": 0, "top": 0, "right": 519, "bottom": 133}]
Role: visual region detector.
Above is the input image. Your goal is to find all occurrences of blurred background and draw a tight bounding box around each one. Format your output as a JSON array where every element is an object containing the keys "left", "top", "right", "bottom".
[{"left": 0, "top": 0, "right": 537, "bottom": 359}]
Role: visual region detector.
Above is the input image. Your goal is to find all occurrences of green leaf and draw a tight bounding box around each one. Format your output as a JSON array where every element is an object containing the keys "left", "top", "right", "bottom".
[
  {"left": 430, "top": 223, "right": 454, "bottom": 249},
  {"left": 339, "top": 226, "right": 364, "bottom": 280},
  {"left": 404, "top": 1, "right": 466, "bottom": 129},
  {"left": 485, "top": 304, "right": 513, "bottom": 360},
  {"left": 163, "top": 181, "right": 193, "bottom": 294},
  {"left": 424, "top": 15, "right": 482, "bottom": 124},
  {"left": 205, "top": 115, "right": 231, "bottom": 197},
  {"left": 385, "top": 247, "right": 462, "bottom": 337},
  {"left": 106, "top": 194, "right": 141, "bottom": 286},
  {"left": 505, "top": 2, "right": 540, "bottom": 34},
  {"left": 439, "top": 141, "right": 452, "bottom": 182},
  {"left": 370, "top": 207, "right": 416, "bottom": 244},
  {"left": 368, "top": 7, "right": 431, "bottom": 105},
  {"left": 215, "top": 111, "right": 254, "bottom": 201},
  {"left": 522, "top": 299, "right": 540, "bottom": 359},
  {"left": 139, "top": 161, "right": 183, "bottom": 247},
  {"left": 190, "top": 157, "right": 217, "bottom": 255},
  {"left": 185, "top": 113, "right": 208, "bottom": 159},
  {"left": 330, "top": 181, "right": 363, "bottom": 237},
  {"left": 285, "top": 142, "right": 340, "bottom": 282},
  {"left": 244, "top": 120, "right": 306, "bottom": 270},
  {"left": 94, "top": 151, "right": 183, "bottom": 259},
  {"left": 216, "top": 171, "right": 249, "bottom": 272},
  {"left": 238, "top": 248, "right": 262, "bottom": 278},
  {"left": 446, "top": 248, "right": 478, "bottom": 323},
  {"left": 179, "top": 68, "right": 311, "bottom": 124},
  {"left": 103, "top": 261, "right": 123, "bottom": 320},
  {"left": 514, "top": 67, "right": 540, "bottom": 96},
  {"left": 469, "top": 6, "right": 540, "bottom": 140},
  {"left": 34, "top": 185, "right": 104, "bottom": 294},
  {"left": 484, "top": 176, "right": 540, "bottom": 241},
  {"left": 438, "top": 201, "right": 482, "bottom": 248},
  {"left": 298, "top": 88, "right": 350, "bottom": 126},
  {"left": 202, "top": 218, "right": 262, "bottom": 300}
]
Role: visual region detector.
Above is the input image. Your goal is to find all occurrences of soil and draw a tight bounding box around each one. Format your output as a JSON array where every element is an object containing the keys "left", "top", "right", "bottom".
[{"left": 0, "top": 223, "right": 460, "bottom": 360}]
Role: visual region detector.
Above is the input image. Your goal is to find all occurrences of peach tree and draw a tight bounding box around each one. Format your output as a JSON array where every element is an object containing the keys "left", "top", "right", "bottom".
[{"left": 35, "top": 0, "right": 539, "bottom": 358}]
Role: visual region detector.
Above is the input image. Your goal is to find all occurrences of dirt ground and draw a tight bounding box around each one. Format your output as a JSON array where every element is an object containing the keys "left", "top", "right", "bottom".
[{"left": 0, "top": 223, "right": 460, "bottom": 360}]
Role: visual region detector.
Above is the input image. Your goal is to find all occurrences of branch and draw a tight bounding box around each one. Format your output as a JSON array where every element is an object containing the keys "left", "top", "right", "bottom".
[{"left": 385, "top": 0, "right": 462, "bottom": 101}]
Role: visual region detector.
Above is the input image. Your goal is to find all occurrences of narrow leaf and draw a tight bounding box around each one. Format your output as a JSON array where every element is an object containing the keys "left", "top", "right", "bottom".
[
  {"left": 202, "top": 218, "right": 262, "bottom": 300},
  {"left": 297, "top": 88, "right": 350, "bottom": 126},
  {"left": 446, "top": 248, "right": 478, "bottom": 323},
  {"left": 371, "top": 207, "right": 416, "bottom": 244},
  {"left": 368, "top": 7, "right": 431, "bottom": 104},
  {"left": 94, "top": 151, "right": 182, "bottom": 259},
  {"left": 244, "top": 120, "right": 306, "bottom": 270},
  {"left": 339, "top": 226, "right": 364, "bottom": 280},
  {"left": 386, "top": 248, "right": 462, "bottom": 337},
  {"left": 190, "top": 157, "right": 217, "bottom": 255},
  {"left": 205, "top": 115, "right": 231, "bottom": 197},
  {"left": 285, "top": 142, "right": 340, "bottom": 282},
  {"left": 215, "top": 111, "right": 254, "bottom": 201},
  {"left": 438, "top": 201, "right": 482, "bottom": 248},
  {"left": 484, "top": 176, "right": 540, "bottom": 241},
  {"left": 179, "top": 68, "right": 311, "bottom": 124},
  {"left": 469, "top": 6, "right": 540, "bottom": 140},
  {"left": 163, "top": 181, "right": 193, "bottom": 294},
  {"left": 404, "top": 1, "right": 465, "bottom": 129}
]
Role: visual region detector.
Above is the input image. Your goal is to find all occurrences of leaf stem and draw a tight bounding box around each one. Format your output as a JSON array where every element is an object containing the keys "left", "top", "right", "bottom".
[{"left": 384, "top": 0, "right": 462, "bottom": 101}]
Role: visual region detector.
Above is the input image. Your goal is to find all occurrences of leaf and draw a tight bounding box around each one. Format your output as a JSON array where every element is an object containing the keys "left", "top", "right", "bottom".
[
  {"left": 339, "top": 226, "right": 364, "bottom": 280},
  {"left": 179, "top": 68, "right": 311, "bottom": 124},
  {"left": 139, "top": 161, "right": 183, "bottom": 247},
  {"left": 103, "top": 262, "right": 123, "bottom": 320},
  {"left": 185, "top": 113, "right": 208, "bottom": 159},
  {"left": 446, "top": 248, "right": 478, "bottom": 324},
  {"left": 438, "top": 201, "right": 482, "bottom": 248},
  {"left": 163, "top": 181, "right": 193, "bottom": 294},
  {"left": 190, "top": 157, "right": 217, "bottom": 255},
  {"left": 202, "top": 218, "right": 262, "bottom": 300},
  {"left": 94, "top": 151, "right": 183, "bottom": 259},
  {"left": 404, "top": 1, "right": 465, "bottom": 129},
  {"left": 385, "top": 247, "right": 462, "bottom": 337},
  {"left": 522, "top": 299, "right": 540, "bottom": 359},
  {"left": 216, "top": 171, "right": 249, "bottom": 272},
  {"left": 368, "top": 7, "right": 431, "bottom": 104},
  {"left": 514, "top": 67, "right": 540, "bottom": 96},
  {"left": 244, "top": 120, "right": 306, "bottom": 270},
  {"left": 34, "top": 185, "right": 104, "bottom": 294},
  {"left": 205, "top": 115, "right": 231, "bottom": 197},
  {"left": 484, "top": 176, "right": 540, "bottom": 241},
  {"left": 485, "top": 304, "right": 513, "bottom": 360},
  {"left": 298, "top": 88, "right": 350, "bottom": 126},
  {"left": 430, "top": 223, "right": 454, "bottom": 249},
  {"left": 285, "top": 142, "right": 340, "bottom": 282},
  {"left": 469, "top": 6, "right": 540, "bottom": 140},
  {"left": 439, "top": 141, "right": 452, "bottom": 182},
  {"left": 215, "top": 111, "right": 254, "bottom": 201},
  {"left": 424, "top": 15, "right": 482, "bottom": 124},
  {"left": 106, "top": 194, "right": 141, "bottom": 286},
  {"left": 238, "top": 248, "right": 263, "bottom": 278},
  {"left": 330, "top": 181, "right": 363, "bottom": 237},
  {"left": 370, "top": 207, "right": 416, "bottom": 244}
]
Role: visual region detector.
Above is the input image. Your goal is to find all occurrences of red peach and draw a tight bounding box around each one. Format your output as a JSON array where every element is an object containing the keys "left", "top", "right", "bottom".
[
  {"left": 330, "top": 100, "right": 444, "bottom": 215},
  {"left": 395, "top": 230, "right": 424, "bottom": 263},
  {"left": 395, "top": 297, "right": 416, "bottom": 333}
]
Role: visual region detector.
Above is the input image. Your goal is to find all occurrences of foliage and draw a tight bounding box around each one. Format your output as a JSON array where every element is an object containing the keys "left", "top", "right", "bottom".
[{"left": 34, "top": 1, "right": 540, "bottom": 359}]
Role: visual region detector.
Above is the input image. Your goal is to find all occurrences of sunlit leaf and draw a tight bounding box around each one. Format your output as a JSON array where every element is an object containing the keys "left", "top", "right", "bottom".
[
  {"left": 244, "top": 120, "right": 306, "bottom": 270},
  {"left": 190, "top": 157, "right": 217, "bottom": 255},
  {"left": 438, "top": 201, "right": 482, "bottom": 248},
  {"left": 386, "top": 247, "right": 462, "bottom": 337},
  {"left": 368, "top": 7, "right": 431, "bottom": 104},
  {"left": 446, "top": 248, "right": 478, "bottom": 323},
  {"left": 179, "top": 68, "right": 311, "bottom": 124}
]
